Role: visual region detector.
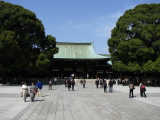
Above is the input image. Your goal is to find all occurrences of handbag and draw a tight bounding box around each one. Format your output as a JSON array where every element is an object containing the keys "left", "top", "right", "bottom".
[
  {"left": 133, "top": 87, "right": 135, "bottom": 89},
  {"left": 27, "top": 93, "right": 30, "bottom": 97},
  {"left": 34, "top": 90, "right": 37, "bottom": 95}
]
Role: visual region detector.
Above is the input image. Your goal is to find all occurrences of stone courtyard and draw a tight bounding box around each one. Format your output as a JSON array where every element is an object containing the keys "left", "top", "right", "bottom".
[{"left": 0, "top": 82, "right": 160, "bottom": 120}]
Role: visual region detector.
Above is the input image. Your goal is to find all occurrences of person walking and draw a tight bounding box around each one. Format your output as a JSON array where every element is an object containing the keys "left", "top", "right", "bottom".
[
  {"left": 95, "top": 78, "right": 99, "bottom": 89},
  {"left": 71, "top": 79, "right": 75, "bottom": 91},
  {"left": 109, "top": 79, "right": 114, "bottom": 93},
  {"left": 129, "top": 81, "right": 135, "bottom": 98},
  {"left": 20, "top": 82, "right": 29, "bottom": 102},
  {"left": 49, "top": 79, "right": 52, "bottom": 90},
  {"left": 30, "top": 82, "right": 37, "bottom": 102},
  {"left": 83, "top": 79, "right": 86, "bottom": 88},
  {"left": 140, "top": 82, "right": 147, "bottom": 98},
  {"left": 103, "top": 80, "right": 107, "bottom": 93},
  {"left": 36, "top": 80, "right": 43, "bottom": 97},
  {"left": 67, "top": 79, "right": 71, "bottom": 91}
]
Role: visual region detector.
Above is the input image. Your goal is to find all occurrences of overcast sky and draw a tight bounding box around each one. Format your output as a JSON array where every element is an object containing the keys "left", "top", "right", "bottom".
[{"left": 2, "top": 0, "right": 160, "bottom": 54}]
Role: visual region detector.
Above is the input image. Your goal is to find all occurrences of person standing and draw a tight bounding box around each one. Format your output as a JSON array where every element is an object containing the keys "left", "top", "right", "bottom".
[
  {"left": 64, "top": 79, "right": 68, "bottom": 87},
  {"left": 95, "top": 78, "right": 99, "bottom": 89},
  {"left": 103, "top": 80, "right": 107, "bottom": 93},
  {"left": 54, "top": 77, "right": 57, "bottom": 85},
  {"left": 30, "top": 82, "right": 37, "bottom": 102},
  {"left": 122, "top": 79, "right": 125, "bottom": 86},
  {"left": 100, "top": 79, "right": 103, "bottom": 88},
  {"left": 129, "top": 81, "right": 135, "bottom": 98},
  {"left": 140, "top": 82, "right": 147, "bottom": 98},
  {"left": 49, "top": 79, "right": 52, "bottom": 90},
  {"left": 71, "top": 79, "right": 75, "bottom": 91},
  {"left": 139, "top": 81, "right": 143, "bottom": 96},
  {"left": 21, "top": 81, "right": 24, "bottom": 97},
  {"left": 83, "top": 79, "right": 86, "bottom": 88},
  {"left": 36, "top": 80, "right": 42, "bottom": 97},
  {"left": 117, "top": 79, "right": 120, "bottom": 85},
  {"left": 109, "top": 79, "right": 114, "bottom": 93},
  {"left": 20, "top": 82, "right": 28, "bottom": 102}
]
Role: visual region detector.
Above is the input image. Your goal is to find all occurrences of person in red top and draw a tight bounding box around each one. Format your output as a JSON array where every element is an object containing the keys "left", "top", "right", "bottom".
[{"left": 140, "top": 81, "right": 147, "bottom": 98}]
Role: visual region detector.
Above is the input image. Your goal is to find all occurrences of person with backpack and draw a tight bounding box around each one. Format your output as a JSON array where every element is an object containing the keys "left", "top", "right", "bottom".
[{"left": 140, "top": 82, "right": 147, "bottom": 98}]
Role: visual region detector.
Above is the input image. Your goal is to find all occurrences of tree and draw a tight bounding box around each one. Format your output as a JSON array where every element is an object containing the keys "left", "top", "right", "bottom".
[
  {"left": 42, "top": 35, "right": 59, "bottom": 60},
  {"left": 35, "top": 53, "right": 50, "bottom": 76},
  {"left": 108, "top": 4, "right": 160, "bottom": 75},
  {"left": 0, "top": 1, "right": 58, "bottom": 82}
]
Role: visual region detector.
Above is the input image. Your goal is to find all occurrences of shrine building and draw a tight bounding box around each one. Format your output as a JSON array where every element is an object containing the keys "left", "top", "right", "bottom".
[{"left": 52, "top": 42, "right": 112, "bottom": 79}]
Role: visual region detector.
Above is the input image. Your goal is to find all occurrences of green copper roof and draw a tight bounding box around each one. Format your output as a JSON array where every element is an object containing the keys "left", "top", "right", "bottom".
[{"left": 54, "top": 42, "right": 109, "bottom": 59}]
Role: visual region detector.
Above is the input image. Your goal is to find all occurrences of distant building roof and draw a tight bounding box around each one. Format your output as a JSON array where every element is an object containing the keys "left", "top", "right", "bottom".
[{"left": 54, "top": 42, "right": 110, "bottom": 60}]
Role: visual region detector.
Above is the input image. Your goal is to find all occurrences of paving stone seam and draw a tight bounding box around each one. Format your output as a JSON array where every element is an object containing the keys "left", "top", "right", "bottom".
[
  {"left": 12, "top": 102, "right": 33, "bottom": 120},
  {"left": 12, "top": 94, "right": 45, "bottom": 120}
]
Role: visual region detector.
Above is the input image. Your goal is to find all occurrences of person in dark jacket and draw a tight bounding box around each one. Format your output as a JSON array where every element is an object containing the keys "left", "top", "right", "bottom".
[
  {"left": 71, "top": 79, "right": 75, "bottom": 90},
  {"left": 95, "top": 78, "right": 100, "bottom": 89},
  {"left": 103, "top": 80, "right": 107, "bottom": 93},
  {"left": 67, "top": 79, "right": 71, "bottom": 91},
  {"left": 109, "top": 79, "right": 114, "bottom": 93}
]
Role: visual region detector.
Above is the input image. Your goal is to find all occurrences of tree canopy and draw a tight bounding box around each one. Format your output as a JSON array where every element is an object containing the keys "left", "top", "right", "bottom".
[
  {"left": 0, "top": 1, "right": 58, "bottom": 81},
  {"left": 108, "top": 4, "right": 160, "bottom": 74}
]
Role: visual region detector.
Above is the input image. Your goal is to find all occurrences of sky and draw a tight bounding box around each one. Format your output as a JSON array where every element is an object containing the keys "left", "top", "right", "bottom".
[{"left": 2, "top": 0, "right": 160, "bottom": 54}]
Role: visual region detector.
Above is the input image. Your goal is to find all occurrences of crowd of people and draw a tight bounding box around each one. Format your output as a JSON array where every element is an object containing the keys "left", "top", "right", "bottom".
[
  {"left": 64, "top": 78, "right": 86, "bottom": 91},
  {"left": 95, "top": 78, "right": 115, "bottom": 93},
  {"left": 20, "top": 77, "right": 149, "bottom": 103},
  {"left": 94, "top": 78, "right": 147, "bottom": 98},
  {"left": 20, "top": 80, "right": 42, "bottom": 103}
]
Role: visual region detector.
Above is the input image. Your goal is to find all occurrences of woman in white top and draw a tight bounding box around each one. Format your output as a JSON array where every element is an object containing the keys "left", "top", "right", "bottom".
[{"left": 20, "top": 82, "right": 28, "bottom": 102}]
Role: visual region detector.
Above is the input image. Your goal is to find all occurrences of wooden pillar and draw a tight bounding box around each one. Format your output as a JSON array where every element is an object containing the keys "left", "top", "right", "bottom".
[
  {"left": 60, "top": 61, "right": 63, "bottom": 79},
  {"left": 74, "top": 61, "right": 77, "bottom": 79}
]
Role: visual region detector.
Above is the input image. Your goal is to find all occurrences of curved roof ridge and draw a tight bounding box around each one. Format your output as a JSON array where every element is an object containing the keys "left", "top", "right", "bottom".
[{"left": 56, "top": 42, "right": 93, "bottom": 45}]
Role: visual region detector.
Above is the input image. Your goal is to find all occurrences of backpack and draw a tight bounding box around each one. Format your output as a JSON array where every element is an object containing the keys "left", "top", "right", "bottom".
[{"left": 141, "top": 85, "right": 145, "bottom": 88}]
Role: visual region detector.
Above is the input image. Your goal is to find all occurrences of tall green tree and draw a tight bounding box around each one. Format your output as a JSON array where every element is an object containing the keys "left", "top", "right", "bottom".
[
  {"left": 0, "top": 1, "right": 58, "bottom": 82},
  {"left": 35, "top": 53, "right": 50, "bottom": 76},
  {"left": 108, "top": 4, "right": 160, "bottom": 75}
]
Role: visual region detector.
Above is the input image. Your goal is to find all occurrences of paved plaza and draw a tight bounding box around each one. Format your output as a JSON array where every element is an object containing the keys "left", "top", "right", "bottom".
[{"left": 0, "top": 82, "right": 160, "bottom": 120}]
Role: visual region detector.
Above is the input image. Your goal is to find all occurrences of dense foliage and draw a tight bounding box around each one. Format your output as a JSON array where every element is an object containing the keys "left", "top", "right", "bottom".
[
  {"left": 108, "top": 4, "right": 160, "bottom": 75},
  {"left": 0, "top": 1, "right": 58, "bottom": 82}
]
